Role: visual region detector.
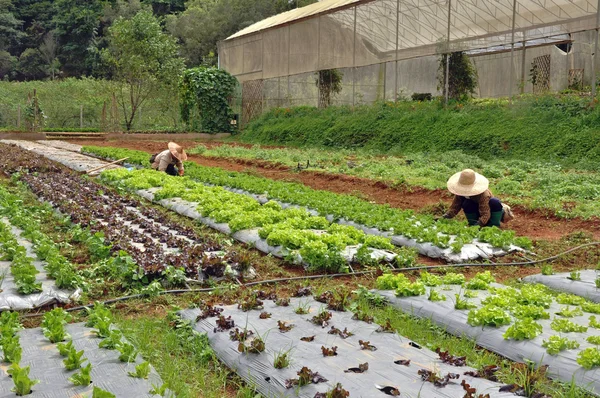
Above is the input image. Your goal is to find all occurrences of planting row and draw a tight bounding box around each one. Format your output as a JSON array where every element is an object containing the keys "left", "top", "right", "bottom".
[
  {"left": 375, "top": 272, "right": 600, "bottom": 394},
  {"left": 100, "top": 168, "right": 408, "bottom": 272},
  {"left": 0, "top": 305, "right": 166, "bottom": 397},
  {"left": 0, "top": 143, "right": 252, "bottom": 285},
  {"left": 524, "top": 268, "right": 600, "bottom": 303},
  {"left": 83, "top": 146, "right": 532, "bottom": 258},
  {"left": 189, "top": 142, "right": 600, "bottom": 219},
  {"left": 179, "top": 293, "right": 516, "bottom": 398}
]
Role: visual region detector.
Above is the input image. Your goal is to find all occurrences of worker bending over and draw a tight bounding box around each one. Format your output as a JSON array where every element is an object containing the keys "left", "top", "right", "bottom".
[
  {"left": 151, "top": 142, "right": 187, "bottom": 176},
  {"left": 442, "top": 169, "right": 513, "bottom": 227}
]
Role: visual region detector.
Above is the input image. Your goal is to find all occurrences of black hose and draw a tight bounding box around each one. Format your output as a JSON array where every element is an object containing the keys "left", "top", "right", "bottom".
[{"left": 20, "top": 241, "right": 600, "bottom": 319}]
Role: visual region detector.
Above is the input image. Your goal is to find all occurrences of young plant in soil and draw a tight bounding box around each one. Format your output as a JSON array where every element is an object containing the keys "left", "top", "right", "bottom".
[
  {"left": 541, "top": 265, "right": 554, "bottom": 275},
  {"left": 116, "top": 342, "right": 138, "bottom": 363},
  {"left": 436, "top": 348, "right": 466, "bottom": 366},
  {"left": 1, "top": 334, "right": 21, "bottom": 364},
  {"left": 358, "top": 340, "right": 377, "bottom": 351},
  {"left": 92, "top": 386, "right": 116, "bottom": 398},
  {"left": 238, "top": 295, "right": 264, "bottom": 312},
  {"left": 503, "top": 318, "right": 543, "bottom": 340},
  {"left": 314, "top": 383, "right": 351, "bottom": 398},
  {"left": 214, "top": 315, "right": 235, "bottom": 332},
  {"left": 375, "top": 319, "right": 394, "bottom": 333},
  {"left": 42, "top": 308, "right": 72, "bottom": 343},
  {"left": 461, "top": 380, "right": 490, "bottom": 398},
  {"left": 321, "top": 346, "right": 338, "bottom": 357},
  {"left": 259, "top": 312, "right": 271, "bottom": 319},
  {"left": 328, "top": 326, "right": 353, "bottom": 339},
  {"left": 277, "top": 320, "right": 294, "bottom": 333},
  {"left": 294, "top": 301, "right": 311, "bottom": 315},
  {"left": 300, "top": 336, "right": 315, "bottom": 342},
  {"left": 273, "top": 348, "right": 292, "bottom": 369},
  {"left": 63, "top": 347, "right": 86, "bottom": 371},
  {"left": 98, "top": 330, "right": 123, "bottom": 349},
  {"left": 8, "top": 363, "right": 39, "bottom": 396},
  {"left": 128, "top": 361, "right": 150, "bottom": 379},
  {"left": 229, "top": 328, "right": 253, "bottom": 342},
  {"left": 567, "top": 271, "right": 581, "bottom": 281},
  {"left": 284, "top": 367, "right": 328, "bottom": 389},
  {"left": 344, "top": 362, "right": 368, "bottom": 373},
  {"left": 69, "top": 362, "right": 93, "bottom": 386},
  {"left": 238, "top": 336, "right": 265, "bottom": 354},
  {"left": 311, "top": 308, "right": 332, "bottom": 328},
  {"left": 542, "top": 336, "right": 581, "bottom": 355},
  {"left": 454, "top": 294, "right": 476, "bottom": 310},
  {"left": 275, "top": 297, "right": 290, "bottom": 307},
  {"left": 418, "top": 369, "right": 459, "bottom": 388},
  {"left": 464, "top": 364, "right": 500, "bottom": 381},
  {"left": 428, "top": 289, "right": 446, "bottom": 302}
]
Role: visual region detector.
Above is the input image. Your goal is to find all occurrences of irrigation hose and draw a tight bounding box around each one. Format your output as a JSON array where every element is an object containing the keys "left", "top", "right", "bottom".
[{"left": 19, "top": 241, "right": 600, "bottom": 319}]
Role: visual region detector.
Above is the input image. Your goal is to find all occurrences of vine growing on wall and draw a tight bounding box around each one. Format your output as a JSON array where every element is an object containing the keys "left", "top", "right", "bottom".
[
  {"left": 437, "top": 52, "right": 478, "bottom": 101},
  {"left": 316, "top": 69, "right": 343, "bottom": 108},
  {"left": 179, "top": 67, "right": 238, "bottom": 133}
]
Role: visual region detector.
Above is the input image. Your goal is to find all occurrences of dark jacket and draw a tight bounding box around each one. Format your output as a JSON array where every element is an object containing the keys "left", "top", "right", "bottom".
[{"left": 446, "top": 189, "right": 493, "bottom": 225}]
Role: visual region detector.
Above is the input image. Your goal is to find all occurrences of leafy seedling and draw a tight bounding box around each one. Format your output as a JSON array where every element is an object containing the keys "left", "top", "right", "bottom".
[
  {"left": 275, "top": 297, "right": 290, "bottom": 306},
  {"left": 237, "top": 295, "right": 263, "bottom": 311},
  {"left": 278, "top": 320, "right": 294, "bottom": 333},
  {"left": 300, "top": 335, "right": 315, "bottom": 342},
  {"left": 375, "top": 385, "right": 400, "bottom": 396},
  {"left": 418, "top": 369, "right": 460, "bottom": 388},
  {"left": 328, "top": 326, "right": 353, "bottom": 339},
  {"left": 436, "top": 348, "right": 466, "bottom": 366},
  {"left": 238, "top": 336, "right": 265, "bottom": 354},
  {"left": 311, "top": 309, "right": 332, "bottom": 328},
  {"left": 196, "top": 304, "right": 223, "bottom": 320},
  {"left": 294, "top": 301, "right": 311, "bottom": 315},
  {"left": 314, "top": 382, "right": 350, "bottom": 398},
  {"left": 359, "top": 340, "right": 377, "bottom": 351},
  {"left": 428, "top": 289, "right": 447, "bottom": 302},
  {"left": 375, "top": 319, "right": 394, "bottom": 333},
  {"left": 63, "top": 347, "right": 86, "bottom": 370},
  {"left": 273, "top": 348, "right": 292, "bottom": 369},
  {"left": 1, "top": 334, "right": 21, "bottom": 363},
  {"left": 128, "top": 361, "right": 150, "bottom": 379},
  {"left": 85, "top": 302, "right": 113, "bottom": 328},
  {"left": 117, "top": 342, "right": 138, "bottom": 362},
  {"left": 321, "top": 346, "right": 338, "bottom": 357},
  {"left": 351, "top": 310, "right": 374, "bottom": 323},
  {"left": 214, "top": 315, "right": 235, "bottom": 332},
  {"left": 149, "top": 383, "right": 169, "bottom": 396},
  {"left": 284, "top": 367, "right": 328, "bottom": 388},
  {"left": 92, "top": 386, "right": 116, "bottom": 398},
  {"left": 394, "top": 359, "right": 411, "bottom": 366},
  {"left": 541, "top": 265, "right": 554, "bottom": 276},
  {"left": 567, "top": 271, "right": 581, "bottom": 281},
  {"left": 8, "top": 363, "right": 39, "bottom": 396},
  {"left": 461, "top": 380, "right": 491, "bottom": 398},
  {"left": 41, "top": 308, "right": 72, "bottom": 343},
  {"left": 294, "top": 286, "right": 312, "bottom": 297},
  {"left": 259, "top": 311, "right": 271, "bottom": 319},
  {"left": 69, "top": 362, "right": 92, "bottom": 386},
  {"left": 464, "top": 364, "right": 500, "bottom": 382},
  {"left": 99, "top": 330, "right": 123, "bottom": 349},
  {"left": 91, "top": 316, "right": 112, "bottom": 339},
  {"left": 344, "top": 362, "right": 368, "bottom": 373},
  {"left": 229, "top": 328, "right": 253, "bottom": 342}
]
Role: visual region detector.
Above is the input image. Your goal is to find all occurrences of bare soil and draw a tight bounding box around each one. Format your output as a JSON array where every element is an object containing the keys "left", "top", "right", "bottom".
[{"left": 71, "top": 139, "right": 600, "bottom": 242}]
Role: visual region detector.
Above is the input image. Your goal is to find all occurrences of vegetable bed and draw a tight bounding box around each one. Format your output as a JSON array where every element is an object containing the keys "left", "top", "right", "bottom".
[
  {"left": 83, "top": 146, "right": 531, "bottom": 261},
  {"left": 375, "top": 272, "right": 600, "bottom": 394},
  {"left": 178, "top": 296, "right": 516, "bottom": 398},
  {"left": 524, "top": 270, "right": 600, "bottom": 303}
]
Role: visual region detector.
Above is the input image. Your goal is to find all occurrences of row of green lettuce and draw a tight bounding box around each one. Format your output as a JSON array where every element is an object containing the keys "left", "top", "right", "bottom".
[
  {"left": 100, "top": 168, "right": 419, "bottom": 273},
  {"left": 376, "top": 272, "right": 600, "bottom": 369},
  {"left": 83, "top": 146, "right": 532, "bottom": 252},
  {"left": 0, "top": 185, "right": 82, "bottom": 293}
]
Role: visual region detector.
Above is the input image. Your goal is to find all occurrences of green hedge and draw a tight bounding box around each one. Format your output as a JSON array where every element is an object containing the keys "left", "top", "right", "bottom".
[{"left": 240, "top": 96, "right": 600, "bottom": 167}]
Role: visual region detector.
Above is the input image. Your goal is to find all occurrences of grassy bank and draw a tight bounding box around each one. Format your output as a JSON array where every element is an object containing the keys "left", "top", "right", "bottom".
[{"left": 240, "top": 95, "right": 600, "bottom": 169}]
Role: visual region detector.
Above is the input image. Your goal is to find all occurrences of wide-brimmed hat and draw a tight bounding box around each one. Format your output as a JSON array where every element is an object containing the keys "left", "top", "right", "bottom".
[
  {"left": 447, "top": 169, "right": 489, "bottom": 196},
  {"left": 168, "top": 142, "right": 188, "bottom": 161}
]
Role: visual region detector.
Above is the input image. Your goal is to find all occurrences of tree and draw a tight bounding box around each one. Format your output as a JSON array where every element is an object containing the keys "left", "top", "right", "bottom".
[
  {"left": 437, "top": 51, "right": 478, "bottom": 101},
  {"left": 102, "top": 10, "right": 185, "bottom": 130},
  {"left": 166, "top": 0, "right": 318, "bottom": 66},
  {"left": 316, "top": 69, "right": 343, "bottom": 108},
  {"left": 38, "top": 31, "right": 60, "bottom": 80}
]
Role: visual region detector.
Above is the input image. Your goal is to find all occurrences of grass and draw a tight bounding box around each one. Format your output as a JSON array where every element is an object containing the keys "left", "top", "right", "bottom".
[
  {"left": 191, "top": 142, "right": 600, "bottom": 219},
  {"left": 240, "top": 95, "right": 600, "bottom": 168}
]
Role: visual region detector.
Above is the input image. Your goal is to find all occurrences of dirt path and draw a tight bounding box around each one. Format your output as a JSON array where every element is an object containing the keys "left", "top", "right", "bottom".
[{"left": 70, "top": 139, "right": 600, "bottom": 241}]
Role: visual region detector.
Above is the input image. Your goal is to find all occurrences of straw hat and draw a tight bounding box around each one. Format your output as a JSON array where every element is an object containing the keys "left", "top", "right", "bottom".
[
  {"left": 447, "top": 169, "right": 489, "bottom": 196},
  {"left": 168, "top": 142, "right": 188, "bottom": 161}
]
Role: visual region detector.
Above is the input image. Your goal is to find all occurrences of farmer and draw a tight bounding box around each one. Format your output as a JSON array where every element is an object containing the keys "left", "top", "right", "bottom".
[
  {"left": 150, "top": 142, "right": 187, "bottom": 176},
  {"left": 442, "top": 169, "right": 513, "bottom": 227}
]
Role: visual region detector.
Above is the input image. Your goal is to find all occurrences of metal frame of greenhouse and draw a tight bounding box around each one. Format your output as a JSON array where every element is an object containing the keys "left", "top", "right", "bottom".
[{"left": 218, "top": 0, "right": 600, "bottom": 124}]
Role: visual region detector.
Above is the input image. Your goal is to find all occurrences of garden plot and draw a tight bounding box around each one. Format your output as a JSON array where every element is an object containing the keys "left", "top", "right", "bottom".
[
  {"left": 0, "top": 140, "right": 120, "bottom": 173},
  {"left": 179, "top": 297, "right": 516, "bottom": 398},
  {"left": 0, "top": 219, "right": 80, "bottom": 311},
  {"left": 375, "top": 273, "right": 600, "bottom": 394},
  {"left": 82, "top": 146, "right": 532, "bottom": 263},
  {"left": 523, "top": 270, "right": 600, "bottom": 303},
  {"left": 36, "top": 140, "right": 85, "bottom": 153},
  {"left": 0, "top": 322, "right": 164, "bottom": 397}
]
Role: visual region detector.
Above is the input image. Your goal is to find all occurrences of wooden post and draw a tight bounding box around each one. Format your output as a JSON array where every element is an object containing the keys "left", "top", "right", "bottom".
[
  {"left": 80, "top": 104, "right": 83, "bottom": 129},
  {"left": 17, "top": 105, "right": 21, "bottom": 129},
  {"left": 33, "top": 89, "right": 38, "bottom": 132},
  {"left": 101, "top": 101, "right": 107, "bottom": 132},
  {"left": 520, "top": 40, "right": 527, "bottom": 94},
  {"left": 444, "top": 0, "right": 452, "bottom": 105}
]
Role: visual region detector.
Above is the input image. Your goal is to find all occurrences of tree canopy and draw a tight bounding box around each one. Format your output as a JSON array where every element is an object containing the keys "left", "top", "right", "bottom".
[{"left": 0, "top": 0, "right": 318, "bottom": 81}]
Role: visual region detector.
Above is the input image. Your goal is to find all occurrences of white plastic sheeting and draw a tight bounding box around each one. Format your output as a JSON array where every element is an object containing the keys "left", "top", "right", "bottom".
[
  {"left": 0, "top": 323, "right": 164, "bottom": 397},
  {"left": 179, "top": 297, "right": 516, "bottom": 398},
  {"left": 524, "top": 270, "right": 600, "bottom": 303},
  {"left": 377, "top": 284, "right": 600, "bottom": 395},
  {"left": 0, "top": 220, "right": 80, "bottom": 311}
]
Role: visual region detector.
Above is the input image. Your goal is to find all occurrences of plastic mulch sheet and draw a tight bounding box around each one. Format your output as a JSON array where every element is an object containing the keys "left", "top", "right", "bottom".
[
  {"left": 0, "top": 323, "right": 164, "bottom": 397},
  {"left": 135, "top": 189, "right": 398, "bottom": 268},
  {"left": 178, "top": 297, "right": 516, "bottom": 398},
  {"left": 377, "top": 284, "right": 600, "bottom": 395},
  {"left": 0, "top": 220, "right": 80, "bottom": 311},
  {"left": 523, "top": 271, "right": 600, "bottom": 303},
  {"left": 0, "top": 140, "right": 121, "bottom": 173}
]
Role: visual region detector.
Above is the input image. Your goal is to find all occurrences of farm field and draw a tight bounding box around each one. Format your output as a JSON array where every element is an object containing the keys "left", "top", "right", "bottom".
[{"left": 0, "top": 138, "right": 598, "bottom": 397}]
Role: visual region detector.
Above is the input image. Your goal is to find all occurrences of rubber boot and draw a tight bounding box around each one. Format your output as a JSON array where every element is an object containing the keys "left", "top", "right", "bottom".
[
  {"left": 464, "top": 213, "right": 479, "bottom": 226},
  {"left": 487, "top": 211, "right": 504, "bottom": 227}
]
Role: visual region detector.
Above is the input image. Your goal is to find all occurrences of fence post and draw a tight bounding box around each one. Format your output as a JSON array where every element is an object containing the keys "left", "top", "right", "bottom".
[
  {"left": 80, "top": 104, "right": 83, "bottom": 129},
  {"left": 444, "top": 0, "right": 452, "bottom": 105},
  {"left": 520, "top": 40, "right": 527, "bottom": 94},
  {"left": 17, "top": 105, "right": 21, "bottom": 129},
  {"left": 508, "top": 0, "right": 517, "bottom": 104}
]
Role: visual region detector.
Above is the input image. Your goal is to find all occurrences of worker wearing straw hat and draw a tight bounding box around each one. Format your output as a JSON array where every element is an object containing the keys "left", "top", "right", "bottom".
[
  {"left": 150, "top": 142, "right": 188, "bottom": 176},
  {"left": 442, "top": 169, "right": 513, "bottom": 227}
]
